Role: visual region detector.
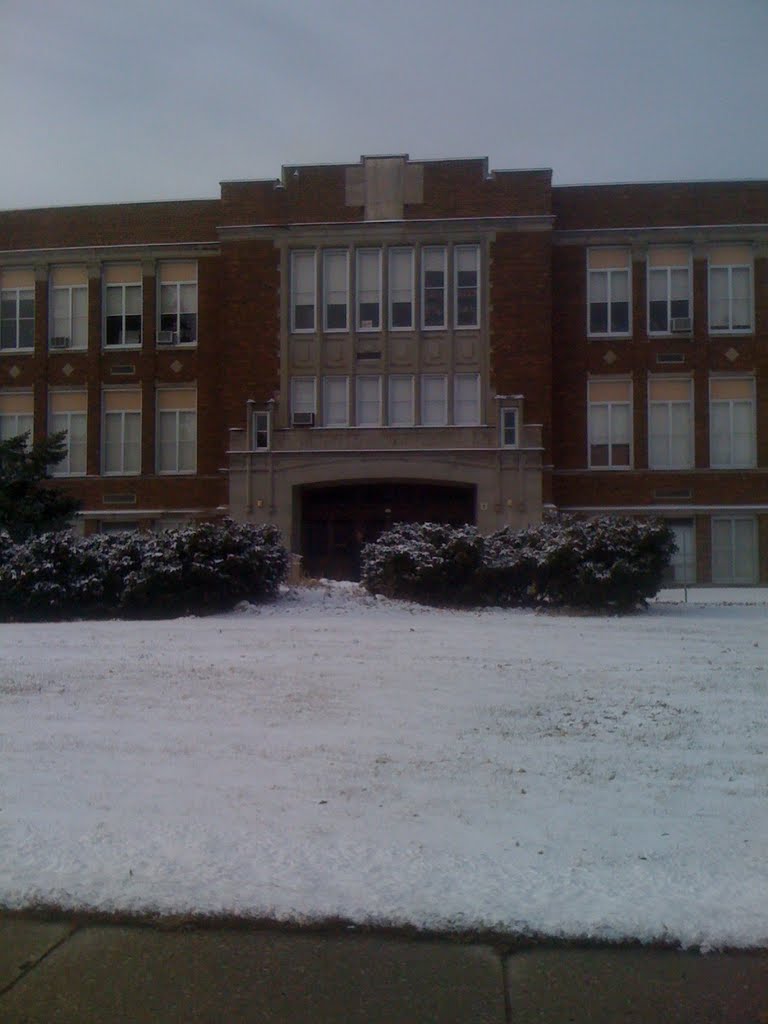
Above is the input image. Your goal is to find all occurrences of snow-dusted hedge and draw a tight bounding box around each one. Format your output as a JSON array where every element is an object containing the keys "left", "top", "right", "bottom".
[
  {"left": 0, "top": 520, "right": 288, "bottom": 620},
  {"left": 361, "top": 516, "right": 675, "bottom": 611}
]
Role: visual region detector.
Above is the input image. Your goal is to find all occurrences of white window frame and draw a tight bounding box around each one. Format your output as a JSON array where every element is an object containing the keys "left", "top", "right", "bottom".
[
  {"left": 709, "top": 377, "right": 756, "bottom": 469},
  {"left": 587, "top": 249, "right": 631, "bottom": 338},
  {"left": 49, "top": 398, "right": 87, "bottom": 478},
  {"left": 0, "top": 403, "right": 33, "bottom": 447},
  {"left": 290, "top": 376, "right": 317, "bottom": 420},
  {"left": 388, "top": 247, "right": 414, "bottom": 331},
  {"left": 647, "top": 250, "right": 691, "bottom": 336},
  {"left": 388, "top": 375, "right": 415, "bottom": 427},
  {"left": 421, "top": 246, "right": 447, "bottom": 330},
  {"left": 587, "top": 378, "right": 633, "bottom": 470},
  {"left": 1, "top": 287, "right": 35, "bottom": 351},
  {"left": 453, "top": 373, "right": 481, "bottom": 425},
  {"left": 711, "top": 516, "right": 758, "bottom": 584},
  {"left": 252, "top": 410, "right": 271, "bottom": 450},
  {"left": 708, "top": 256, "right": 753, "bottom": 334},
  {"left": 322, "top": 376, "right": 349, "bottom": 427},
  {"left": 666, "top": 520, "right": 696, "bottom": 585},
  {"left": 102, "top": 400, "right": 141, "bottom": 476},
  {"left": 156, "top": 392, "right": 197, "bottom": 475},
  {"left": 322, "top": 250, "right": 349, "bottom": 332},
  {"left": 50, "top": 284, "right": 88, "bottom": 350},
  {"left": 158, "top": 272, "right": 197, "bottom": 345},
  {"left": 356, "top": 375, "right": 382, "bottom": 427},
  {"left": 290, "top": 251, "right": 316, "bottom": 333},
  {"left": 356, "top": 249, "right": 382, "bottom": 332},
  {"left": 648, "top": 377, "right": 694, "bottom": 470},
  {"left": 454, "top": 245, "right": 480, "bottom": 329},
  {"left": 420, "top": 374, "right": 448, "bottom": 426},
  {"left": 104, "top": 282, "right": 142, "bottom": 347},
  {"left": 500, "top": 407, "right": 519, "bottom": 448}
]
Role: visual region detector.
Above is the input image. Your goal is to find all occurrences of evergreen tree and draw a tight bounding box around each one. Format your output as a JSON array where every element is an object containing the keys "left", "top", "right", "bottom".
[{"left": 0, "top": 431, "right": 80, "bottom": 541}]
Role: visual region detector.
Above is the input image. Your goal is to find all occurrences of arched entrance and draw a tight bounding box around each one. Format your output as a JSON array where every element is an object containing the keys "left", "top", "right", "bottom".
[{"left": 300, "top": 481, "right": 476, "bottom": 580}]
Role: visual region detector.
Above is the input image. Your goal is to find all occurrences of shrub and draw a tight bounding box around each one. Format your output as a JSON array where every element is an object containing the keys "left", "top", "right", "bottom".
[
  {"left": 0, "top": 519, "right": 288, "bottom": 621},
  {"left": 361, "top": 515, "right": 675, "bottom": 611},
  {"left": 360, "top": 521, "right": 484, "bottom": 606}
]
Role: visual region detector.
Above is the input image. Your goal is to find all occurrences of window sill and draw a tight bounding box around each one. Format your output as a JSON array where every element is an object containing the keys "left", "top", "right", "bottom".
[
  {"left": 103, "top": 345, "right": 142, "bottom": 352},
  {"left": 588, "top": 333, "right": 632, "bottom": 341},
  {"left": 49, "top": 346, "right": 87, "bottom": 353},
  {"left": 0, "top": 347, "right": 34, "bottom": 355},
  {"left": 587, "top": 465, "right": 634, "bottom": 471},
  {"left": 708, "top": 330, "right": 753, "bottom": 338},
  {"left": 157, "top": 470, "right": 197, "bottom": 476}
]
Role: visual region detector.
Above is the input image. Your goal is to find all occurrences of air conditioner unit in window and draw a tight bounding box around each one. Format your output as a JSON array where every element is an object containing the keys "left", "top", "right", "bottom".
[
  {"left": 50, "top": 336, "right": 71, "bottom": 349},
  {"left": 292, "top": 412, "right": 315, "bottom": 427},
  {"left": 670, "top": 317, "right": 692, "bottom": 333},
  {"left": 157, "top": 330, "right": 178, "bottom": 345}
]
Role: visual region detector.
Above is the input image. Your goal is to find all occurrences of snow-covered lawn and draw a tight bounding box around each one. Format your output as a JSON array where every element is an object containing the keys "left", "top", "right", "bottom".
[{"left": 1, "top": 583, "right": 766, "bottom": 950}]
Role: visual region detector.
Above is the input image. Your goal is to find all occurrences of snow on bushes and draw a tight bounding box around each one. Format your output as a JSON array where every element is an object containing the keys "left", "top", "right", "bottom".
[
  {"left": 361, "top": 515, "right": 675, "bottom": 610},
  {"left": 0, "top": 519, "right": 288, "bottom": 620}
]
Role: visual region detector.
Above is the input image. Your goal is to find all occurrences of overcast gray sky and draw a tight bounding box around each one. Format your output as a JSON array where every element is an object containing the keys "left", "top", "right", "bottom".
[{"left": 2, "top": 0, "right": 766, "bottom": 210}]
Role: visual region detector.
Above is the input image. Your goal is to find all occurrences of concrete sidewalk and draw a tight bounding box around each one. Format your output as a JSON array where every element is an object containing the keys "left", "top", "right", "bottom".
[{"left": 1, "top": 918, "right": 766, "bottom": 1023}]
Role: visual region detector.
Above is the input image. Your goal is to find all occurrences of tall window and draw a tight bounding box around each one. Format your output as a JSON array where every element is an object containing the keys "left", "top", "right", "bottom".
[
  {"left": 500, "top": 408, "right": 518, "bottom": 448},
  {"left": 102, "top": 390, "right": 141, "bottom": 474},
  {"left": 647, "top": 248, "right": 691, "bottom": 334},
  {"left": 158, "top": 262, "right": 197, "bottom": 344},
  {"left": 50, "top": 267, "right": 88, "bottom": 349},
  {"left": 0, "top": 391, "right": 33, "bottom": 445},
  {"left": 1, "top": 270, "right": 35, "bottom": 351},
  {"left": 648, "top": 377, "right": 693, "bottom": 469},
  {"left": 49, "top": 390, "right": 87, "bottom": 476},
  {"left": 356, "top": 375, "right": 381, "bottom": 426},
  {"left": 389, "top": 375, "right": 414, "bottom": 426},
  {"left": 454, "top": 373, "right": 480, "bottom": 425},
  {"left": 710, "top": 377, "right": 755, "bottom": 468},
  {"left": 252, "top": 410, "right": 271, "bottom": 450},
  {"left": 421, "top": 374, "right": 447, "bottom": 425},
  {"left": 588, "top": 249, "right": 630, "bottom": 336},
  {"left": 104, "top": 265, "right": 142, "bottom": 347},
  {"left": 290, "top": 377, "right": 316, "bottom": 424},
  {"left": 322, "top": 376, "right": 349, "bottom": 427},
  {"left": 157, "top": 388, "right": 196, "bottom": 473},
  {"left": 712, "top": 517, "right": 757, "bottom": 584},
  {"left": 290, "top": 251, "right": 316, "bottom": 332},
  {"left": 422, "top": 246, "right": 447, "bottom": 328},
  {"left": 389, "top": 248, "right": 414, "bottom": 329},
  {"left": 667, "top": 521, "right": 696, "bottom": 584},
  {"left": 588, "top": 378, "right": 632, "bottom": 468},
  {"left": 709, "top": 247, "right": 752, "bottom": 333},
  {"left": 454, "top": 245, "right": 480, "bottom": 328},
  {"left": 323, "top": 250, "right": 348, "bottom": 331},
  {"left": 356, "top": 250, "right": 381, "bottom": 331}
]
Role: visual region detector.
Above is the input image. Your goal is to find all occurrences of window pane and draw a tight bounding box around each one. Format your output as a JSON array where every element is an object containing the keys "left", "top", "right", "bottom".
[
  {"left": 422, "top": 247, "right": 446, "bottom": 328},
  {"left": 733, "top": 520, "right": 756, "bottom": 581},
  {"left": 649, "top": 269, "right": 667, "bottom": 302},
  {"left": 292, "top": 378, "right": 315, "bottom": 415},
  {"left": 611, "top": 403, "right": 630, "bottom": 444},
  {"left": 454, "top": 374, "right": 479, "bottom": 425},
  {"left": 709, "top": 267, "right": 729, "bottom": 328},
  {"left": 731, "top": 267, "right": 750, "bottom": 328},
  {"left": 389, "top": 376, "right": 414, "bottom": 426},
  {"left": 670, "top": 268, "right": 689, "bottom": 302},
  {"left": 589, "top": 404, "right": 609, "bottom": 445},
  {"left": 356, "top": 376, "right": 381, "bottom": 426},
  {"left": 179, "top": 283, "right": 196, "bottom": 314},
  {"left": 125, "top": 285, "right": 142, "bottom": 316},
  {"left": 389, "top": 249, "right": 413, "bottom": 329},
  {"left": 161, "top": 284, "right": 178, "bottom": 315},
  {"left": 324, "top": 251, "right": 348, "bottom": 330},
  {"left": 421, "top": 375, "right": 447, "bottom": 425},
  {"left": 455, "top": 245, "right": 479, "bottom": 327},
  {"left": 323, "top": 377, "right": 348, "bottom": 427},
  {"left": 291, "top": 252, "right": 315, "bottom": 331}
]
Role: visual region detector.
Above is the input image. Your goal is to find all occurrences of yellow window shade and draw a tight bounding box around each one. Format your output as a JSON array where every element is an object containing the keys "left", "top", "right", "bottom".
[
  {"left": 648, "top": 248, "right": 689, "bottom": 268},
  {"left": 649, "top": 378, "right": 692, "bottom": 401},
  {"left": 157, "top": 388, "right": 196, "bottom": 411},
  {"left": 103, "top": 264, "right": 142, "bottom": 284},
  {"left": 709, "top": 246, "right": 751, "bottom": 266},
  {"left": 589, "top": 379, "right": 631, "bottom": 402},
  {"left": 1, "top": 269, "right": 35, "bottom": 289},
  {"left": 103, "top": 389, "right": 142, "bottom": 412},
  {"left": 710, "top": 377, "right": 753, "bottom": 400},
  {"left": 158, "top": 262, "right": 197, "bottom": 283},
  {"left": 52, "top": 266, "right": 88, "bottom": 286},
  {"left": 588, "top": 248, "right": 630, "bottom": 270},
  {"left": 0, "top": 392, "right": 33, "bottom": 414},
  {"left": 49, "top": 390, "right": 88, "bottom": 414}
]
